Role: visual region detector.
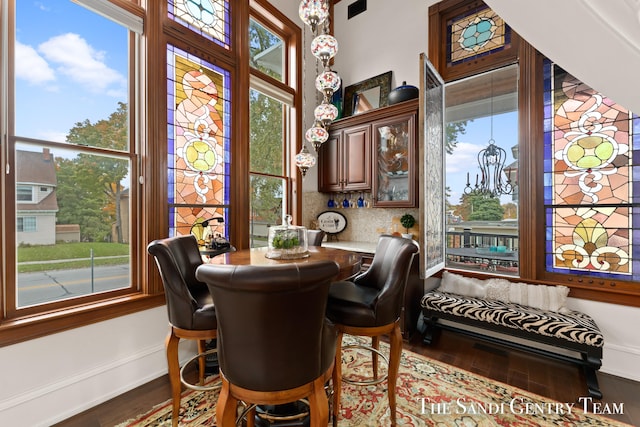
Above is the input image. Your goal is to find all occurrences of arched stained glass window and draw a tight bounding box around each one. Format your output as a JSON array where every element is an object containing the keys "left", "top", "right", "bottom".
[
  {"left": 168, "top": 0, "right": 231, "bottom": 49},
  {"left": 167, "top": 44, "right": 231, "bottom": 237},
  {"left": 544, "top": 61, "right": 639, "bottom": 281}
]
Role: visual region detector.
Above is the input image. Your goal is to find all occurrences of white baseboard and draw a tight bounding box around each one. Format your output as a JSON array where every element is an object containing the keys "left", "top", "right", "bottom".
[{"left": 600, "top": 342, "right": 640, "bottom": 382}]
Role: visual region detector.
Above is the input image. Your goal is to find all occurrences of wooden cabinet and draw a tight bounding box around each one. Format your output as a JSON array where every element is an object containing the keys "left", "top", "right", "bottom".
[
  {"left": 371, "top": 111, "right": 418, "bottom": 207},
  {"left": 318, "top": 99, "right": 418, "bottom": 207},
  {"left": 318, "top": 124, "right": 371, "bottom": 192}
]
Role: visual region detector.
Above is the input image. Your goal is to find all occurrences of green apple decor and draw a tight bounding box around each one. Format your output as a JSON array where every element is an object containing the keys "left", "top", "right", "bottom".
[{"left": 400, "top": 213, "right": 416, "bottom": 239}]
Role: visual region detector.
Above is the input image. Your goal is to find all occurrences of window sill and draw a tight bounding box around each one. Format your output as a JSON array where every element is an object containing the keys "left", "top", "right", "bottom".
[{"left": 0, "top": 293, "right": 166, "bottom": 348}]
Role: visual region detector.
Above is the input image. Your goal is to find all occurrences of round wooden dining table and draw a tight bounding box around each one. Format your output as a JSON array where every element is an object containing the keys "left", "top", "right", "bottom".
[{"left": 203, "top": 245, "right": 362, "bottom": 280}]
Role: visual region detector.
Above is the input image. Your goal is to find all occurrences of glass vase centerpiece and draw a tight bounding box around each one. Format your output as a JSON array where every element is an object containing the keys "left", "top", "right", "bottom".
[{"left": 266, "top": 214, "right": 309, "bottom": 260}]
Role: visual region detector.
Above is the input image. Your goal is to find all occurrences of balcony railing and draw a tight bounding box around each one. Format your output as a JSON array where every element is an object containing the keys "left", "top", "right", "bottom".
[{"left": 446, "top": 229, "right": 519, "bottom": 275}]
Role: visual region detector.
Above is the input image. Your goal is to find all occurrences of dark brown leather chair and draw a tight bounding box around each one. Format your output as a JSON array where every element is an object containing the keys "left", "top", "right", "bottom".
[
  {"left": 307, "top": 229, "right": 326, "bottom": 246},
  {"left": 147, "top": 235, "right": 218, "bottom": 427},
  {"left": 195, "top": 261, "right": 340, "bottom": 427},
  {"left": 325, "top": 235, "right": 418, "bottom": 427}
]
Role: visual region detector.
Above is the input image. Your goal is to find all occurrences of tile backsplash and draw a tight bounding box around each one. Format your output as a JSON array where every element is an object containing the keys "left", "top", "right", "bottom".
[{"left": 301, "top": 191, "right": 419, "bottom": 243}]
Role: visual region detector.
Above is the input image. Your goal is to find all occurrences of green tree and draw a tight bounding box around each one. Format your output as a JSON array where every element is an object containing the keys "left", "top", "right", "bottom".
[
  {"left": 248, "top": 22, "right": 287, "bottom": 226},
  {"left": 56, "top": 103, "right": 129, "bottom": 242},
  {"left": 445, "top": 120, "right": 469, "bottom": 155},
  {"left": 459, "top": 193, "right": 504, "bottom": 221},
  {"left": 502, "top": 202, "right": 517, "bottom": 219}
]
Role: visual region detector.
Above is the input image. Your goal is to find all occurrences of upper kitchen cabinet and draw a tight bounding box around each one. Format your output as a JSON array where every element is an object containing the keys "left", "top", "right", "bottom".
[
  {"left": 371, "top": 109, "right": 418, "bottom": 207},
  {"left": 317, "top": 99, "right": 419, "bottom": 206},
  {"left": 318, "top": 123, "right": 372, "bottom": 193}
]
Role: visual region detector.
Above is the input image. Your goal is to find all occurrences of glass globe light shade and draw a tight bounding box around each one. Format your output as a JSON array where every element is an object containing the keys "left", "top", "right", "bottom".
[
  {"left": 305, "top": 123, "right": 329, "bottom": 151},
  {"left": 311, "top": 34, "right": 338, "bottom": 66},
  {"left": 298, "top": 0, "right": 329, "bottom": 32},
  {"left": 315, "top": 70, "right": 341, "bottom": 99},
  {"left": 295, "top": 144, "right": 316, "bottom": 177},
  {"left": 314, "top": 103, "right": 339, "bottom": 126}
]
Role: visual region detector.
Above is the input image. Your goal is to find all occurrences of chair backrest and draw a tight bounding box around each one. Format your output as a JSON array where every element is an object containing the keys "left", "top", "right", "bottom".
[
  {"left": 195, "top": 261, "right": 339, "bottom": 392},
  {"left": 147, "top": 235, "right": 212, "bottom": 330},
  {"left": 354, "top": 235, "right": 419, "bottom": 325},
  {"left": 307, "top": 229, "right": 326, "bottom": 246}
]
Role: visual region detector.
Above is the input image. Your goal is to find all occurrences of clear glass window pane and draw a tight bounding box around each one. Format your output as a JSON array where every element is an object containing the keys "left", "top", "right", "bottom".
[
  {"left": 249, "top": 174, "right": 285, "bottom": 248},
  {"left": 17, "top": 185, "right": 33, "bottom": 202},
  {"left": 17, "top": 217, "right": 37, "bottom": 233},
  {"left": 249, "top": 89, "right": 284, "bottom": 175},
  {"left": 16, "top": 144, "right": 131, "bottom": 308},
  {"left": 249, "top": 19, "right": 284, "bottom": 82},
  {"left": 444, "top": 65, "right": 519, "bottom": 276},
  {"left": 14, "top": 1, "right": 129, "bottom": 150}
]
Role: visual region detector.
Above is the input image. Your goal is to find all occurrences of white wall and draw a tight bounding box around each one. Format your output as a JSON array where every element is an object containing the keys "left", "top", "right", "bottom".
[{"left": 0, "top": 307, "right": 185, "bottom": 426}]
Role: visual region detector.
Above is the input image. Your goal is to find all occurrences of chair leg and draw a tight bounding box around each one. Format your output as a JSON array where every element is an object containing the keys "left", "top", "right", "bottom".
[
  {"left": 388, "top": 323, "right": 402, "bottom": 427},
  {"left": 216, "top": 378, "right": 239, "bottom": 427},
  {"left": 245, "top": 406, "right": 256, "bottom": 427},
  {"left": 332, "top": 331, "right": 344, "bottom": 425},
  {"left": 165, "top": 329, "right": 181, "bottom": 427},
  {"left": 308, "top": 375, "right": 329, "bottom": 427},
  {"left": 371, "top": 336, "right": 380, "bottom": 380},
  {"left": 197, "top": 339, "right": 207, "bottom": 385}
]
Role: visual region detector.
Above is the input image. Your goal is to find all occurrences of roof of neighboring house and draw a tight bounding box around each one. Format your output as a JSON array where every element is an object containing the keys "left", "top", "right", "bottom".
[
  {"left": 16, "top": 149, "right": 56, "bottom": 186},
  {"left": 56, "top": 224, "right": 80, "bottom": 232},
  {"left": 18, "top": 189, "right": 59, "bottom": 211}
]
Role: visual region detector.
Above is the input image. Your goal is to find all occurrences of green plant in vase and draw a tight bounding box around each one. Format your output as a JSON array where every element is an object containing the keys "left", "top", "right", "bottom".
[
  {"left": 400, "top": 213, "right": 416, "bottom": 239},
  {"left": 271, "top": 231, "right": 300, "bottom": 249}
]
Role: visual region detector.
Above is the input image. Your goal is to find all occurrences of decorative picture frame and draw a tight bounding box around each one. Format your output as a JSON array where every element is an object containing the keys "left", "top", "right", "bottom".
[{"left": 343, "top": 71, "right": 392, "bottom": 117}]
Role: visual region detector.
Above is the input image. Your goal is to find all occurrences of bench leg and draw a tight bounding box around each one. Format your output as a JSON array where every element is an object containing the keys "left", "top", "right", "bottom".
[
  {"left": 422, "top": 315, "right": 439, "bottom": 345},
  {"left": 582, "top": 353, "right": 603, "bottom": 399}
]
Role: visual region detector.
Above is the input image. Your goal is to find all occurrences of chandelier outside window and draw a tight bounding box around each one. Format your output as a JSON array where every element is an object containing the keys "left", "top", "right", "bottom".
[
  {"left": 463, "top": 76, "right": 514, "bottom": 198},
  {"left": 295, "top": 0, "right": 341, "bottom": 176}
]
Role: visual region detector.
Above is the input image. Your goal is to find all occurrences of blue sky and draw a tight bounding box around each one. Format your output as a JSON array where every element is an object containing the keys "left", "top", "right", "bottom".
[
  {"left": 14, "top": 1, "right": 128, "bottom": 143},
  {"left": 446, "top": 111, "right": 519, "bottom": 206}
]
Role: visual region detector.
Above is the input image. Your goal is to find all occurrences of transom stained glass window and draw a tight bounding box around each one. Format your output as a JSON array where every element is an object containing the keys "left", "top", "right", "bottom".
[
  {"left": 544, "top": 62, "right": 639, "bottom": 281},
  {"left": 447, "top": 6, "right": 509, "bottom": 66},
  {"left": 168, "top": 0, "right": 230, "bottom": 49},
  {"left": 167, "top": 44, "right": 231, "bottom": 237}
]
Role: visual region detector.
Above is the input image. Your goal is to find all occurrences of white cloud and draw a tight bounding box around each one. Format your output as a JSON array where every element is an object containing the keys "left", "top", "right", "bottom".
[
  {"left": 15, "top": 41, "right": 55, "bottom": 85},
  {"left": 38, "top": 33, "right": 125, "bottom": 95},
  {"left": 446, "top": 141, "right": 485, "bottom": 174}
]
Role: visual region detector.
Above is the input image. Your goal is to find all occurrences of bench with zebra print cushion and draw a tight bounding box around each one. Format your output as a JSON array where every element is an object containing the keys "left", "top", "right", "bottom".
[{"left": 420, "top": 290, "right": 604, "bottom": 399}]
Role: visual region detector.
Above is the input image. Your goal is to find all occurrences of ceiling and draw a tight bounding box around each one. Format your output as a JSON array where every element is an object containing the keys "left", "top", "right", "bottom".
[{"left": 485, "top": 0, "right": 640, "bottom": 113}]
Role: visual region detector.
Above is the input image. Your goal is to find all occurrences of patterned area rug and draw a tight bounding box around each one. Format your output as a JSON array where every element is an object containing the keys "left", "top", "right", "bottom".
[{"left": 118, "top": 336, "right": 630, "bottom": 426}]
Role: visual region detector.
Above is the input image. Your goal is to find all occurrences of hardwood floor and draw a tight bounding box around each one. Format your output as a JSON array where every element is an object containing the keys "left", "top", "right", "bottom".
[{"left": 55, "top": 329, "right": 640, "bottom": 426}]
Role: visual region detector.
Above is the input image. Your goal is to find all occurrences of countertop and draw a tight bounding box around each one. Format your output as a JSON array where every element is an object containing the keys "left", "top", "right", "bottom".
[{"left": 321, "top": 240, "right": 377, "bottom": 254}]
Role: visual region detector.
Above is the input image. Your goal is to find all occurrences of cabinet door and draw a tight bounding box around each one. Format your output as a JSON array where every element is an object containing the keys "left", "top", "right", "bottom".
[
  {"left": 371, "top": 112, "right": 417, "bottom": 207},
  {"left": 342, "top": 124, "right": 371, "bottom": 191},
  {"left": 318, "top": 132, "right": 341, "bottom": 192}
]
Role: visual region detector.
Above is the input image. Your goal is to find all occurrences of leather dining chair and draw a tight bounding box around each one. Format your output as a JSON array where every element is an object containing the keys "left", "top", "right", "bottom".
[
  {"left": 325, "top": 235, "right": 418, "bottom": 427},
  {"left": 147, "top": 235, "right": 219, "bottom": 427},
  {"left": 307, "top": 229, "right": 326, "bottom": 246},
  {"left": 195, "top": 261, "right": 340, "bottom": 427}
]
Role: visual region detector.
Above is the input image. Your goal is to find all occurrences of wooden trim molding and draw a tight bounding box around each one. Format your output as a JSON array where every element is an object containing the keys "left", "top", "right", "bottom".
[{"left": 0, "top": 294, "right": 166, "bottom": 348}]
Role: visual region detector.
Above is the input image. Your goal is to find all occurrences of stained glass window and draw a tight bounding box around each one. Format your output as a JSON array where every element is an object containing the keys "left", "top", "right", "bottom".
[
  {"left": 168, "top": 0, "right": 231, "bottom": 49},
  {"left": 544, "top": 61, "right": 639, "bottom": 281},
  {"left": 447, "top": 6, "right": 509, "bottom": 67},
  {"left": 167, "top": 44, "right": 231, "bottom": 237}
]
